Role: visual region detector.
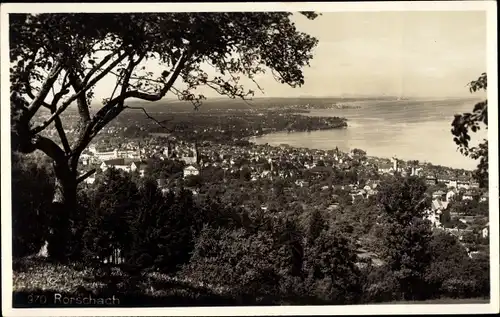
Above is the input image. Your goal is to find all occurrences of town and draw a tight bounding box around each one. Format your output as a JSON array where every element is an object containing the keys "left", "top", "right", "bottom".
[
  {"left": 78, "top": 126, "right": 489, "bottom": 264},
  {"left": 9, "top": 9, "right": 491, "bottom": 308}
]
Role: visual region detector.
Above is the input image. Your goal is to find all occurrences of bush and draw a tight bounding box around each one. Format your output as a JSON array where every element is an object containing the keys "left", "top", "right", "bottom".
[
  {"left": 361, "top": 265, "right": 400, "bottom": 303},
  {"left": 11, "top": 156, "right": 53, "bottom": 257},
  {"left": 127, "top": 187, "right": 200, "bottom": 273},
  {"left": 441, "top": 278, "right": 478, "bottom": 298},
  {"left": 182, "top": 227, "right": 281, "bottom": 302},
  {"left": 82, "top": 169, "right": 140, "bottom": 263},
  {"left": 303, "top": 228, "right": 362, "bottom": 304}
]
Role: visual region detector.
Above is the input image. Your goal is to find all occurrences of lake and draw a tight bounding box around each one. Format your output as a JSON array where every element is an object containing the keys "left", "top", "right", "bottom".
[{"left": 251, "top": 98, "right": 487, "bottom": 170}]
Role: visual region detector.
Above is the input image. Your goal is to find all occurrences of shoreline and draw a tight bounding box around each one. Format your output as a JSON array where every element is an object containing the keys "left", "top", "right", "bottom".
[{"left": 247, "top": 132, "right": 475, "bottom": 172}]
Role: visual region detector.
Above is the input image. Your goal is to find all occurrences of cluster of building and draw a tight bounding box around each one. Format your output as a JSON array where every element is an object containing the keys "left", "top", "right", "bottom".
[
  {"left": 78, "top": 134, "right": 489, "bottom": 262},
  {"left": 423, "top": 185, "right": 489, "bottom": 258},
  {"left": 80, "top": 137, "right": 482, "bottom": 195}
]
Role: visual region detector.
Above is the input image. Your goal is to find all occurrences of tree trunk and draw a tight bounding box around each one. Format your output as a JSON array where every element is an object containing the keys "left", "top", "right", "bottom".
[{"left": 46, "top": 159, "right": 77, "bottom": 262}]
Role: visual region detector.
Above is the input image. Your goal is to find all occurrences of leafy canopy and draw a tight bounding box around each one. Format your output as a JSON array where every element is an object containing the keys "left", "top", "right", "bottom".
[
  {"left": 10, "top": 12, "right": 318, "bottom": 176},
  {"left": 451, "top": 73, "right": 488, "bottom": 188}
]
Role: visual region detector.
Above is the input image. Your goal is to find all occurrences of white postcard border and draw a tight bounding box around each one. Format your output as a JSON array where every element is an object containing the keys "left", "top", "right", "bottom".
[{"left": 1, "top": 1, "right": 498, "bottom": 316}]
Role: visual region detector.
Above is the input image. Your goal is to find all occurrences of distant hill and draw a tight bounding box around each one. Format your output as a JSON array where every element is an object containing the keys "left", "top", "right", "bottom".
[
  {"left": 70, "top": 95, "right": 481, "bottom": 114},
  {"left": 124, "top": 96, "right": 479, "bottom": 112}
]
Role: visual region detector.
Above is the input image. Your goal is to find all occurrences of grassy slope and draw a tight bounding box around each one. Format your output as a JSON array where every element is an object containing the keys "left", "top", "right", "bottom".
[
  {"left": 11, "top": 258, "right": 490, "bottom": 307},
  {"left": 12, "top": 258, "right": 237, "bottom": 307}
]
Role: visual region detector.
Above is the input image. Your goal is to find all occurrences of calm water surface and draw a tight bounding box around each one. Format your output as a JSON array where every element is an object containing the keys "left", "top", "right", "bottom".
[{"left": 252, "top": 99, "right": 487, "bottom": 170}]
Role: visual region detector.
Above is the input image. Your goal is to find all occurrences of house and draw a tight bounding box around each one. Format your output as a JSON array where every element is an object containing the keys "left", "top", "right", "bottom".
[
  {"left": 446, "top": 189, "right": 457, "bottom": 202},
  {"left": 424, "top": 212, "right": 441, "bottom": 228},
  {"left": 91, "top": 147, "right": 119, "bottom": 160},
  {"left": 366, "top": 179, "right": 380, "bottom": 189},
  {"left": 457, "top": 176, "right": 471, "bottom": 190},
  {"left": 377, "top": 162, "right": 393, "bottom": 174},
  {"left": 432, "top": 190, "right": 446, "bottom": 200},
  {"left": 350, "top": 190, "right": 366, "bottom": 203},
  {"left": 424, "top": 199, "right": 449, "bottom": 228},
  {"left": 480, "top": 192, "right": 489, "bottom": 202},
  {"left": 436, "top": 174, "right": 450, "bottom": 184},
  {"left": 445, "top": 228, "right": 473, "bottom": 240},
  {"left": 130, "top": 161, "right": 148, "bottom": 177},
  {"left": 425, "top": 175, "right": 437, "bottom": 186},
  {"left": 446, "top": 178, "right": 458, "bottom": 189},
  {"left": 295, "top": 180, "right": 309, "bottom": 188},
  {"left": 327, "top": 203, "right": 340, "bottom": 212},
  {"left": 100, "top": 158, "right": 132, "bottom": 172},
  {"left": 458, "top": 215, "right": 475, "bottom": 224},
  {"left": 308, "top": 166, "right": 333, "bottom": 175},
  {"left": 431, "top": 199, "right": 449, "bottom": 212},
  {"left": 80, "top": 153, "right": 92, "bottom": 165},
  {"left": 462, "top": 191, "right": 474, "bottom": 201},
  {"left": 183, "top": 165, "right": 200, "bottom": 178}
]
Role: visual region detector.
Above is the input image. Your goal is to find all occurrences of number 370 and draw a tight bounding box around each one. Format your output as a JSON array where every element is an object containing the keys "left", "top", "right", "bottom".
[{"left": 28, "top": 294, "right": 48, "bottom": 304}]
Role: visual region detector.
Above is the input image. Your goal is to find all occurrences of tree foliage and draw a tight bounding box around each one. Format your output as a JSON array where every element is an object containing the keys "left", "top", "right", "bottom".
[
  {"left": 9, "top": 12, "right": 318, "bottom": 259},
  {"left": 451, "top": 73, "right": 488, "bottom": 188},
  {"left": 303, "top": 227, "right": 362, "bottom": 304},
  {"left": 376, "top": 175, "right": 433, "bottom": 300},
  {"left": 10, "top": 12, "right": 318, "bottom": 168},
  {"left": 83, "top": 169, "right": 139, "bottom": 262},
  {"left": 11, "top": 153, "right": 53, "bottom": 257},
  {"left": 127, "top": 183, "right": 200, "bottom": 273},
  {"left": 376, "top": 175, "right": 430, "bottom": 225}
]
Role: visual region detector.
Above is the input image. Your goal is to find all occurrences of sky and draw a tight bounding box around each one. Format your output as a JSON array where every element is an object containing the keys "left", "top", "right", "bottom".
[
  {"left": 86, "top": 10, "right": 487, "bottom": 101},
  {"left": 287, "top": 11, "right": 487, "bottom": 98}
]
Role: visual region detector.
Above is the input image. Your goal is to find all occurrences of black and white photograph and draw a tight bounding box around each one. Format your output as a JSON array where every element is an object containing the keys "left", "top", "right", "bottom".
[{"left": 1, "top": 1, "right": 498, "bottom": 316}]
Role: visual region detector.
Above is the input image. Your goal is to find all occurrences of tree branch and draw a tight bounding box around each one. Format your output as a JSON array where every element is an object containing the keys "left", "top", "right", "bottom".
[
  {"left": 32, "top": 135, "right": 66, "bottom": 163},
  {"left": 77, "top": 169, "right": 96, "bottom": 184},
  {"left": 30, "top": 51, "right": 128, "bottom": 135},
  {"left": 123, "top": 54, "right": 145, "bottom": 94},
  {"left": 125, "top": 106, "right": 173, "bottom": 129},
  {"left": 120, "top": 50, "right": 189, "bottom": 102},
  {"left": 82, "top": 50, "right": 121, "bottom": 85},
  {"left": 87, "top": 50, "right": 189, "bottom": 140},
  {"left": 68, "top": 71, "right": 91, "bottom": 124},
  {"left": 89, "top": 103, "right": 126, "bottom": 139},
  {"left": 26, "top": 59, "right": 64, "bottom": 119},
  {"left": 48, "top": 73, "right": 73, "bottom": 154}
]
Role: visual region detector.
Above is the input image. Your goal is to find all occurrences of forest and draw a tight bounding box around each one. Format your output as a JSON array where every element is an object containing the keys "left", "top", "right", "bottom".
[{"left": 12, "top": 152, "right": 490, "bottom": 306}]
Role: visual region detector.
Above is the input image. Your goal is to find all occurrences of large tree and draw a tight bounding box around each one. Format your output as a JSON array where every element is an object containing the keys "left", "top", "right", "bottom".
[
  {"left": 9, "top": 12, "right": 318, "bottom": 259},
  {"left": 451, "top": 73, "right": 488, "bottom": 188},
  {"left": 376, "top": 175, "right": 433, "bottom": 300}
]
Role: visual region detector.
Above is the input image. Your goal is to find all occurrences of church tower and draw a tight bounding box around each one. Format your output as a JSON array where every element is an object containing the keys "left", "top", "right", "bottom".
[{"left": 391, "top": 156, "right": 398, "bottom": 172}]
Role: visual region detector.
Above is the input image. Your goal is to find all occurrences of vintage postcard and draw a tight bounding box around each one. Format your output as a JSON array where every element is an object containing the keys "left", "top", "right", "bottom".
[{"left": 1, "top": 1, "right": 498, "bottom": 316}]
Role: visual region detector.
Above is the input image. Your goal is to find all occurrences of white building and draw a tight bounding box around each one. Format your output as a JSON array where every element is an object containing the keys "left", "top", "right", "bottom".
[
  {"left": 424, "top": 199, "right": 449, "bottom": 228},
  {"left": 130, "top": 161, "right": 147, "bottom": 177},
  {"left": 100, "top": 159, "right": 130, "bottom": 172},
  {"left": 183, "top": 165, "right": 200, "bottom": 178},
  {"left": 446, "top": 189, "right": 457, "bottom": 202},
  {"left": 480, "top": 193, "right": 489, "bottom": 202},
  {"left": 100, "top": 159, "right": 147, "bottom": 176},
  {"left": 462, "top": 191, "right": 474, "bottom": 201}
]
